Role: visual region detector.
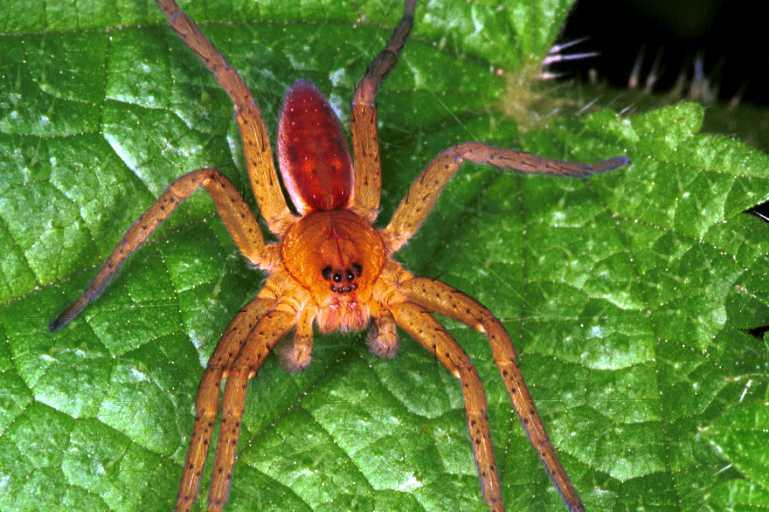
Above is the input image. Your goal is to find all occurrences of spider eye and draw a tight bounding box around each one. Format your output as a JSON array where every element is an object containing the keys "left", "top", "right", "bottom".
[
  {"left": 346, "top": 271, "right": 354, "bottom": 281},
  {"left": 322, "top": 266, "right": 333, "bottom": 280},
  {"left": 333, "top": 272, "right": 342, "bottom": 283},
  {"left": 352, "top": 263, "right": 363, "bottom": 276}
]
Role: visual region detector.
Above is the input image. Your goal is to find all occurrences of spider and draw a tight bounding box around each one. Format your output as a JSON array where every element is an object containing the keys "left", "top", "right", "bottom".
[{"left": 50, "top": 1, "right": 629, "bottom": 510}]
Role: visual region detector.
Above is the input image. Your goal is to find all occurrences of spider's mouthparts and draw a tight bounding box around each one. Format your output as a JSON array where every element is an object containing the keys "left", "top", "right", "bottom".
[
  {"left": 330, "top": 283, "right": 358, "bottom": 293},
  {"left": 317, "top": 298, "right": 369, "bottom": 333}
]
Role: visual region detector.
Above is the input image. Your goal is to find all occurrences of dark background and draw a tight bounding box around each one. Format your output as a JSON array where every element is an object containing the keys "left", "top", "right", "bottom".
[{"left": 560, "top": 0, "right": 768, "bottom": 107}]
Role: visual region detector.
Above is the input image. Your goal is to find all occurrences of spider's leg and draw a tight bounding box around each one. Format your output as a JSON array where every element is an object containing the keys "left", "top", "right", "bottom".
[
  {"left": 382, "top": 142, "right": 629, "bottom": 252},
  {"left": 278, "top": 303, "right": 316, "bottom": 372},
  {"left": 389, "top": 301, "right": 504, "bottom": 512},
  {"left": 177, "top": 297, "right": 273, "bottom": 512},
  {"left": 400, "top": 277, "right": 585, "bottom": 512},
  {"left": 350, "top": 0, "right": 416, "bottom": 222},
  {"left": 157, "top": 0, "right": 294, "bottom": 234},
  {"left": 209, "top": 307, "right": 296, "bottom": 511},
  {"left": 367, "top": 309, "right": 399, "bottom": 358},
  {"left": 50, "top": 169, "right": 273, "bottom": 332}
]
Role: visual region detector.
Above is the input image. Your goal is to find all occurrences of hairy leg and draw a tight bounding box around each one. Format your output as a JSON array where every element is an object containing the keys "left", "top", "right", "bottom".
[
  {"left": 350, "top": 0, "right": 416, "bottom": 221},
  {"left": 50, "top": 168, "right": 273, "bottom": 332},
  {"left": 156, "top": 0, "right": 294, "bottom": 234},
  {"left": 367, "top": 309, "right": 399, "bottom": 358},
  {"left": 278, "top": 303, "right": 316, "bottom": 372},
  {"left": 389, "top": 301, "right": 503, "bottom": 512},
  {"left": 208, "top": 307, "right": 296, "bottom": 511},
  {"left": 400, "top": 277, "right": 585, "bottom": 512},
  {"left": 177, "top": 297, "right": 273, "bottom": 512},
  {"left": 383, "top": 142, "right": 629, "bottom": 252}
]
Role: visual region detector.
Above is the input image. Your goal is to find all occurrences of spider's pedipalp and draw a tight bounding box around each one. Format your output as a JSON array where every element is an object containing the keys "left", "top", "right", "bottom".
[
  {"left": 350, "top": 0, "right": 416, "bottom": 222},
  {"left": 50, "top": 168, "right": 272, "bottom": 332},
  {"left": 177, "top": 297, "right": 273, "bottom": 511},
  {"left": 389, "top": 301, "right": 504, "bottom": 512},
  {"left": 209, "top": 308, "right": 296, "bottom": 511},
  {"left": 400, "top": 277, "right": 585, "bottom": 512},
  {"left": 367, "top": 309, "right": 399, "bottom": 358},
  {"left": 157, "top": 0, "right": 294, "bottom": 234},
  {"left": 383, "top": 142, "right": 630, "bottom": 253},
  {"left": 278, "top": 303, "right": 317, "bottom": 372}
]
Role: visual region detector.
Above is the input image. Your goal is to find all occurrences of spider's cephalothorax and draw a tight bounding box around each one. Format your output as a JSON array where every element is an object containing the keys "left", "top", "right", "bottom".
[
  {"left": 50, "top": 1, "right": 629, "bottom": 511},
  {"left": 281, "top": 208, "right": 385, "bottom": 333}
]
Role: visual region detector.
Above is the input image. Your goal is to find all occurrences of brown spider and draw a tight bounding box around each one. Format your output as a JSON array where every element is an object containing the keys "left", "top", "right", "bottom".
[{"left": 50, "top": 1, "right": 629, "bottom": 510}]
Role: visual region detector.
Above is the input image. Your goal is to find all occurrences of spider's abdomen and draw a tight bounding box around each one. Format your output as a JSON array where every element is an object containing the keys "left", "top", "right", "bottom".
[{"left": 277, "top": 80, "right": 353, "bottom": 213}]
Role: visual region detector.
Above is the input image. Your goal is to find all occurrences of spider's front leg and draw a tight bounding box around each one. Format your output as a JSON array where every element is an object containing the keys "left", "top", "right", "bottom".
[
  {"left": 383, "top": 142, "right": 629, "bottom": 251},
  {"left": 388, "top": 301, "right": 504, "bottom": 512},
  {"left": 208, "top": 306, "right": 297, "bottom": 511},
  {"left": 177, "top": 297, "right": 273, "bottom": 511},
  {"left": 350, "top": 0, "right": 416, "bottom": 221},
  {"left": 50, "top": 169, "right": 273, "bottom": 331},
  {"left": 401, "top": 277, "right": 585, "bottom": 512}
]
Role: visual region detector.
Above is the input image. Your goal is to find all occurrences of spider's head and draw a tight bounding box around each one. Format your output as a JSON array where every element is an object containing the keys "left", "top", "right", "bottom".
[
  {"left": 281, "top": 210, "right": 386, "bottom": 333},
  {"left": 315, "top": 261, "right": 367, "bottom": 332},
  {"left": 320, "top": 263, "right": 364, "bottom": 295}
]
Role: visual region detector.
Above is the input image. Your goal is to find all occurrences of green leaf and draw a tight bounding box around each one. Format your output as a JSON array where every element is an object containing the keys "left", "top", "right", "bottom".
[
  {"left": 1, "top": 1, "right": 768, "bottom": 512},
  {"left": 704, "top": 401, "right": 769, "bottom": 510}
]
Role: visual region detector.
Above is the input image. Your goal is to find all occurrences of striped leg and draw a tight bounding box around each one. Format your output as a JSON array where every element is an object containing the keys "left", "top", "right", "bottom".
[
  {"left": 208, "top": 308, "right": 296, "bottom": 511},
  {"left": 383, "top": 142, "right": 629, "bottom": 252},
  {"left": 156, "top": 0, "right": 294, "bottom": 234},
  {"left": 177, "top": 297, "right": 273, "bottom": 511},
  {"left": 390, "top": 301, "right": 504, "bottom": 512},
  {"left": 50, "top": 169, "right": 272, "bottom": 332},
  {"left": 401, "top": 277, "right": 585, "bottom": 512},
  {"left": 350, "top": 0, "right": 416, "bottom": 221}
]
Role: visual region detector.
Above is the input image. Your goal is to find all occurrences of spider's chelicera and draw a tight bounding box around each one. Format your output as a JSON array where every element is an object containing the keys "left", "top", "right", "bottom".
[{"left": 50, "top": 1, "right": 629, "bottom": 511}]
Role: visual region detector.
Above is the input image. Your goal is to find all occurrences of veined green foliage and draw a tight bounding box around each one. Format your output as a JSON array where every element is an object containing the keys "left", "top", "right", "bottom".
[{"left": 1, "top": 1, "right": 768, "bottom": 511}]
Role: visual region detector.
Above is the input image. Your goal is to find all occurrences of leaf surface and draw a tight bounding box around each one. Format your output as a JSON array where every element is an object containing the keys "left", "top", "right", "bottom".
[{"left": 1, "top": 1, "right": 768, "bottom": 511}]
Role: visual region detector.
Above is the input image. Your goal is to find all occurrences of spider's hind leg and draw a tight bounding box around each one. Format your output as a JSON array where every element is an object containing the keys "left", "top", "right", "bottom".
[
  {"left": 157, "top": 0, "right": 294, "bottom": 234},
  {"left": 350, "top": 0, "right": 416, "bottom": 221}
]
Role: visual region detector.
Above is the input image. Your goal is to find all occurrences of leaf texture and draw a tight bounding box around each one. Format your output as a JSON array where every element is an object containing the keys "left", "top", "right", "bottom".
[{"left": 1, "top": 1, "right": 768, "bottom": 511}]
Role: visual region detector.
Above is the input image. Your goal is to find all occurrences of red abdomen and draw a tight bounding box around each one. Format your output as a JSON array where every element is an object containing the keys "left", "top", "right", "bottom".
[{"left": 278, "top": 80, "right": 353, "bottom": 213}]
